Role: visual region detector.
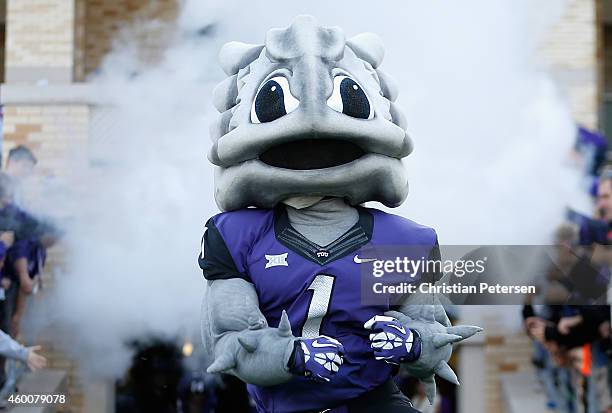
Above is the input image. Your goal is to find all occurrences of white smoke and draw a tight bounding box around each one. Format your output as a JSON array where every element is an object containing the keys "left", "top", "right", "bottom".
[{"left": 28, "top": 0, "right": 586, "bottom": 377}]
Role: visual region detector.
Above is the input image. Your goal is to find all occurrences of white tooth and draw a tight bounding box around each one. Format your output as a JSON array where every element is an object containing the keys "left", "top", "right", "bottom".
[{"left": 383, "top": 343, "right": 393, "bottom": 350}]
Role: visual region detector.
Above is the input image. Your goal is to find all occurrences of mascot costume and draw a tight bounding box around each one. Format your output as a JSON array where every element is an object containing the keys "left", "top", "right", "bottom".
[{"left": 199, "top": 16, "right": 482, "bottom": 413}]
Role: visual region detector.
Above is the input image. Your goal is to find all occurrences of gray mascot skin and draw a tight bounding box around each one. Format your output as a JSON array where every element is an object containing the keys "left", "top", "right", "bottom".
[{"left": 200, "top": 15, "right": 482, "bottom": 413}]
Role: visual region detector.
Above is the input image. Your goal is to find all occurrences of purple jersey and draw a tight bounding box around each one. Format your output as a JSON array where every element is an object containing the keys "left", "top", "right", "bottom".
[
  {"left": 7, "top": 239, "right": 46, "bottom": 280},
  {"left": 199, "top": 206, "right": 438, "bottom": 413}
]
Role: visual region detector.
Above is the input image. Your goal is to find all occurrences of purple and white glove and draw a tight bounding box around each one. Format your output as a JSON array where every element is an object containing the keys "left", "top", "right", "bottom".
[
  {"left": 364, "top": 315, "right": 421, "bottom": 365},
  {"left": 288, "top": 335, "right": 344, "bottom": 382}
]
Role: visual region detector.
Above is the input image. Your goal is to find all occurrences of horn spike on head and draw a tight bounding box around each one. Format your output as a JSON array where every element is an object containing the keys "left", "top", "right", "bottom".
[
  {"left": 218, "top": 41, "right": 263, "bottom": 76},
  {"left": 347, "top": 32, "right": 385, "bottom": 68}
]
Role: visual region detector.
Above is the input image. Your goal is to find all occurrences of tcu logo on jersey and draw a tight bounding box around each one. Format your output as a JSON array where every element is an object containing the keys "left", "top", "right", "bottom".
[
  {"left": 316, "top": 250, "right": 329, "bottom": 258},
  {"left": 265, "top": 253, "right": 289, "bottom": 269}
]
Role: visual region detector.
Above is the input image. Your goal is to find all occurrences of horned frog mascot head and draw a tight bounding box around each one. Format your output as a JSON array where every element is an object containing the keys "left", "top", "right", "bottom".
[
  {"left": 200, "top": 15, "right": 481, "bottom": 413},
  {"left": 209, "top": 15, "right": 411, "bottom": 210}
]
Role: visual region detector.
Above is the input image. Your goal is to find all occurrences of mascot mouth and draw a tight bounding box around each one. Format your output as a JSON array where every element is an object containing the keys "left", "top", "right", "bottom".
[{"left": 259, "top": 139, "right": 366, "bottom": 170}]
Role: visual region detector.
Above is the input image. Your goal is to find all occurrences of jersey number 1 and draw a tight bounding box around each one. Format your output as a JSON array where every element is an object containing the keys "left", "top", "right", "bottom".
[{"left": 301, "top": 274, "right": 335, "bottom": 338}]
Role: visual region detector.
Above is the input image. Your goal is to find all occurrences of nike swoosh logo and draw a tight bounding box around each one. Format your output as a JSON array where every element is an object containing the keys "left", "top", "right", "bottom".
[
  {"left": 312, "top": 340, "right": 337, "bottom": 348},
  {"left": 353, "top": 255, "right": 377, "bottom": 264},
  {"left": 387, "top": 323, "right": 406, "bottom": 335}
]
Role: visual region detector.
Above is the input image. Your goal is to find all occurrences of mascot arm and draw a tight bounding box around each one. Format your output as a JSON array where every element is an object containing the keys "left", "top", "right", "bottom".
[
  {"left": 202, "top": 278, "right": 296, "bottom": 386},
  {"left": 389, "top": 293, "right": 482, "bottom": 404},
  {"left": 366, "top": 244, "right": 483, "bottom": 403}
]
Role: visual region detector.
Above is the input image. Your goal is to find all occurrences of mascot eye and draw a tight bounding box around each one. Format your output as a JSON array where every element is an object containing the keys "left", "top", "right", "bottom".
[
  {"left": 251, "top": 76, "right": 299, "bottom": 123},
  {"left": 327, "top": 75, "right": 373, "bottom": 119}
]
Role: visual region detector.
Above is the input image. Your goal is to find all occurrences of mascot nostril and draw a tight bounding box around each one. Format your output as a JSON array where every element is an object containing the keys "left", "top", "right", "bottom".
[{"left": 200, "top": 15, "right": 482, "bottom": 413}]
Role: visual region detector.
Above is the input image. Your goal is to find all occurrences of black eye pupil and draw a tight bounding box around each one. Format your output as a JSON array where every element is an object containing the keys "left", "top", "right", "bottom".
[
  {"left": 339, "top": 78, "right": 370, "bottom": 119},
  {"left": 255, "top": 80, "right": 286, "bottom": 123}
]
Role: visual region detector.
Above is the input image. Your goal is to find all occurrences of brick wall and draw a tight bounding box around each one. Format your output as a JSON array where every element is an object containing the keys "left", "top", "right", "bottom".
[
  {"left": 538, "top": 0, "right": 599, "bottom": 128},
  {"left": 1, "top": 105, "right": 89, "bottom": 174},
  {"left": 481, "top": 316, "right": 535, "bottom": 413},
  {"left": 83, "top": 0, "right": 178, "bottom": 78},
  {"left": 5, "top": 0, "right": 77, "bottom": 83},
  {"left": 74, "top": 0, "right": 87, "bottom": 82},
  {"left": 4, "top": 0, "right": 178, "bottom": 82},
  {"left": 1, "top": 103, "right": 88, "bottom": 412}
]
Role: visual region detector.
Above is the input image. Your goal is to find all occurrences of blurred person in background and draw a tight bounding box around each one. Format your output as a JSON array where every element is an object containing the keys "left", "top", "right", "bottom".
[
  {"left": 0, "top": 241, "right": 11, "bottom": 390},
  {"left": 0, "top": 173, "right": 51, "bottom": 337},
  {"left": 0, "top": 328, "right": 46, "bottom": 371},
  {"left": 6, "top": 237, "right": 47, "bottom": 337},
  {"left": 0, "top": 147, "right": 58, "bottom": 338},
  {"left": 116, "top": 338, "right": 185, "bottom": 413},
  {"left": 4, "top": 146, "right": 36, "bottom": 209},
  {"left": 595, "top": 167, "right": 612, "bottom": 243},
  {"left": 213, "top": 375, "right": 253, "bottom": 413},
  {"left": 2, "top": 146, "right": 57, "bottom": 248},
  {"left": 176, "top": 371, "right": 219, "bottom": 413},
  {"left": 572, "top": 126, "right": 608, "bottom": 181},
  {"left": 0, "top": 171, "right": 57, "bottom": 398},
  {"left": 523, "top": 164, "right": 612, "bottom": 413},
  {"left": 528, "top": 305, "right": 610, "bottom": 413},
  {"left": 5, "top": 146, "right": 36, "bottom": 178},
  {"left": 523, "top": 223, "right": 582, "bottom": 411}
]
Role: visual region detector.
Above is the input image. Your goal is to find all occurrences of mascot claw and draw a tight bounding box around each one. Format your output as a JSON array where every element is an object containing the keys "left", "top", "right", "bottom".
[
  {"left": 207, "top": 351, "right": 236, "bottom": 374},
  {"left": 385, "top": 309, "right": 482, "bottom": 405},
  {"left": 207, "top": 310, "right": 297, "bottom": 385}
]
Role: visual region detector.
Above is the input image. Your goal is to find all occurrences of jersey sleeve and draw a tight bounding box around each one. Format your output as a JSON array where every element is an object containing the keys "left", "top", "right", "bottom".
[
  {"left": 422, "top": 235, "right": 442, "bottom": 284},
  {"left": 11, "top": 207, "right": 47, "bottom": 242},
  {"left": 9, "top": 240, "right": 29, "bottom": 261},
  {"left": 198, "top": 216, "right": 250, "bottom": 282}
]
